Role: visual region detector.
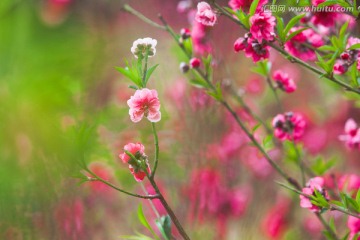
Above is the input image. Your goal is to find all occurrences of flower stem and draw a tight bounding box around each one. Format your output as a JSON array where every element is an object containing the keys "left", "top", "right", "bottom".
[
  {"left": 85, "top": 169, "right": 159, "bottom": 199},
  {"left": 214, "top": 4, "right": 360, "bottom": 96},
  {"left": 150, "top": 122, "right": 160, "bottom": 179},
  {"left": 292, "top": 140, "right": 305, "bottom": 187},
  {"left": 147, "top": 173, "right": 191, "bottom": 240}
]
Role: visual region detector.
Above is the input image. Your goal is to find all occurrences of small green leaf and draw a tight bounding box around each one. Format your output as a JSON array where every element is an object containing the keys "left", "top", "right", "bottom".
[
  {"left": 144, "top": 64, "right": 159, "bottom": 85},
  {"left": 284, "top": 14, "right": 305, "bottom": 37},
  {"left": 189, "top": 78, "right": 209, "bottom": 89},
  {"left": 137, "top": 204, "right": 156, "bottom": 238},
  {"left": 349, "top": 43, "right": 360, "bottom": 50},
  {"left": 317, "top": 0, "right": 338, "bottom": 7},
  {"left": 276, "top": 16, "right": 285, "bottom": 42},
  {"left": 329, "top": 217, "right": 336, "bottom": 234},
  {"left": 155, "top": 215, "right": 172, "bottom": 240},
  {"left": 286, "top": 27, "right": 308, "bottom": 42},
  {"left": 249, "top": 0, "right": 260, "bottom": 16},
  {"left": 252, "top": 123, "right": 261, "bottom": 133},
  {"left": 318, "top": 45, "right": 336, "bottom": 52}
]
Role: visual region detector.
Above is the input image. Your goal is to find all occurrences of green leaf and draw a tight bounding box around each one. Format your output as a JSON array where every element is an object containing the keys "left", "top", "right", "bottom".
[
  {"left": 286, "top": 27, "right": 308, "bottom": 42},
  {"left": 329, "top": 217, "right": 336, "bottom": 234},
  {"left": 318, "top": 45, "right": 336, "bottom": 52},
  {"left": 251, "top": 123, "right": 261, "bottom": 133},
  {"left": 121, "top": 233, "right": 155, "bottom": 240},
  {"left": 144, "top": 64, "right": 159, "bottom": 85},
  {"left": 317, "top": 0, "right": 338, "bottom": 7},
  {"left": 249, "top": 0, "right": 260, "bottom": 16},
  {"left": 276, "top": 16, "right": 285, "bottom": 42},
  {"left": 129, "top": 85, "right": 139, "bottom": 90},
  {"left": 137, "top": 204, "right": 157, "bottom": 238},
  {"left": 356, "top": 189, "right": 360, "bottom": 204},
  {"left": 339, "top": 22, "right": 349, "bottom": 49},
  {"left": 182, "top": 38, "right": 193, "bottom": 56},
  {"left": 311, "top": 156, "right": 336, "bottom": 175},
  {"left": 349, "top": 43, "right": 360, "bottom": 50},
  {"left": 189, "top": 78, "right": 209, "bottom": 89},
  {"left": 284, "top": 14, "right": 305, "bottom": 37},
  {"left": 155, "top": 215, "right": 172, "bottom": 240}
]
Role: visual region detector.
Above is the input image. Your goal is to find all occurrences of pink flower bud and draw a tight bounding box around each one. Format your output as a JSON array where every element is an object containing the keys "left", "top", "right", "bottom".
[{"left": 190, "top": 58, "right": 201, "bottom": 68}]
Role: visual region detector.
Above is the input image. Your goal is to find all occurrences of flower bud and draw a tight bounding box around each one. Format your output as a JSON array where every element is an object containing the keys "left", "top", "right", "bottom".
[
  {"left": 180, "top": 62, "right": 190, "bottom": 73},
  {"left": 234, "top": 37, "right": 247, "bottom": 52},
  {"left": 190, "top": 58, "right": 201, "bottom": 68},
  {"left": 180, "top": 28, "right": 191, "bottom": 40}
]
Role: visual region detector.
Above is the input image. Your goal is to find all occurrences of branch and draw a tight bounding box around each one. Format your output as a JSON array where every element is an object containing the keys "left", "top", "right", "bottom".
[{"left": 214, "top": 4, "right": 360, "bottom": 96}]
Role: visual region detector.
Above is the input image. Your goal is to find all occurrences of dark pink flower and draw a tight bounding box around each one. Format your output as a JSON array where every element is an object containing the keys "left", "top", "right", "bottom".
[
  {"left": 300, "top": 177, "right": 328, "bottom": 212},
  {"left": 272, "top": 112, "right": 306, "bottom": 141},
  {"left": 244, "top": 37, "right": 270, "bottom": 62},
  {"left": 348, "top": 216, "right": 360, "bottom": 240},
  {"left": 228, "top": 0, "right": 267, "bottom": 12},
  {"left": 127, "top": 88, "right": 161, "bottom": 123},
  {"left": 284, "top": 27, "right": 324, "bottom": 61},
  {"left": 272, "top": 70, "right": 296, "bottom": 93},
  {"left": 180, "top": 28, "right": 191, "bottom": 39},
  {"left": 234, "top": 37, "right": 247, "bottom": 52},
  {"left": 339, "top": 118, "right": 360, "bottom": 149},
  {"left": 249, "top": 12, "right": 275, "bottom": 42},
  {"left": 119, "top": 142, "right": 150, "bottom": 182},
  {"left": 195, "top": 2, "right": 217, "bottom": 27}
]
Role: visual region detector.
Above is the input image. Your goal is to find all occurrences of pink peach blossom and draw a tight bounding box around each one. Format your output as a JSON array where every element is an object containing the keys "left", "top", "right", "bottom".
[
  {"left": 272, "top": 112, "right": 306, "bottom": 141},
  {"left": 228, "top": 0, "right": 267, "bottom": 12},
  {"left": 284, "top": 27, "right": 324, "bottom": 61},
  {"left": 348, "top": 216, "right": 360, "bottom": 240},
  {"left": 300, "top": 177, "right": 328, "bottom": 212},
  {"left": 272, "top": 70, "right": 296, "bottom": 93},
  {"left": 249, "top": 12, "right": 276, "bottom": 42},
  {"left": 339, "top": 118, "right": 360, "bottom": 149},
  {"left": 127, "top": 88, "right": 161, "bottom": 123},
  {"left": 195, "top": 2, "right": 217, "bottom": 27},
  {"left": 119, "top": 142, "right": 150, "bottom": 182}
]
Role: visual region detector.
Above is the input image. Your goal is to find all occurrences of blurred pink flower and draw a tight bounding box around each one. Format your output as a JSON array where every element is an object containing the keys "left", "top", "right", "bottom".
[
  {"left": 54, "top": 198, "right": 84, "bottom": 239},
  {"left": 262, "top": 197, "right": 291, "bottom": 239},
  {"left": 272, "top": 112, "right": 306, "bottom": 141},
  {"left": 127, "top": 88, "right": 161, "bottom": 123},
  {"left": 338, "top": 174, "right": 360, "bottom": 195},
  {"left": 228, "top": 0, "right": 267, "bottom": 12},
  {"left": 300, "top": 177, "right": 328, "bottom": 212},
  {"left": 284, "top": 27, "right": 323, "bottom": 61},
  {"left": 348, "top": 216, "right": 360, "bottom": 240},
  {"left": 186, "top": 169, "right": 251, "bottom": 237},
  {"left": 249, "top": 12, "right": 275, "bottom": 42},
  {"left": 234, "top": 37, "right": 247, "bottom": 52},
  {"left": 347, "top": 37, "right": 360, "bottom": 49},
  {"left": 195, "top": 2, "right": 217, "bottom": 27},
  {"left": 87, "top": 162, "right": 113, "bottom": 194},
  {"left": 177, "top": 0, "right": 192, "bottom": 13},
  {"left": 339, "top": 118, "right": 360, "bottom": 149},
  {"left": 272, "top": 70, "right": 296, "bottom": 93},
  {"left": 191, "top": 21, "right": 213, "bottom": 54},
  {"left": 119, "top": 142, "right": 150, "bottom": 182},
  {"left": 241, "top": 146, "right": 280, "bottom": 178}
]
